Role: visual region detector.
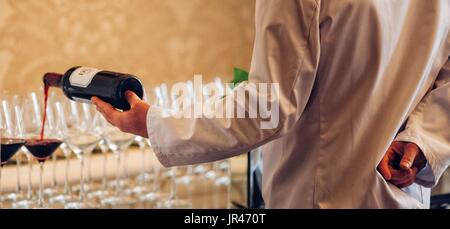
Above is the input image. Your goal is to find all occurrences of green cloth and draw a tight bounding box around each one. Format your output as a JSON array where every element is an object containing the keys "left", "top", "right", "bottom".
[{"left": 231, "top": 67, "right": 249, "bottom": 88}]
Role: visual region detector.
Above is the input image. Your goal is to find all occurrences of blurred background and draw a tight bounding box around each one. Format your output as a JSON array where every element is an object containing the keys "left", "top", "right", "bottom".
[{"left": 0, "top": 0, "right": 255, "bottom": 93}]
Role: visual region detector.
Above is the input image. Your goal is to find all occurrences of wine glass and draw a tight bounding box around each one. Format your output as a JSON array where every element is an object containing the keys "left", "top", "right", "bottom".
[
  {"left": 167, "top": 82, "right": 193, "bottom": 186},
  {"left": 81, "top": 103, "right": 95, "bottom": 187},
  {"left": 186, "top": 80, "right": 208, "bottom": 178},
  {"left": 151, "top": 84, "right": 171, "bottom": 181},
  {"left": 151, "top": 83, "right": 191, "bottom": 209},
  {"left": 24, "top": 139, "right": 62, "bottom": 209},
  {"left": 125, "top": 89, "right": 152, "bottom": 197},
  {"left": 0, "top": 95, "right": 26, "bottom": 208},
  {"left": 123, "top": 135, "right": 150, "bottom": 198},
  {"left": 18, "top": 93, "right": 62, "bottom": 209},
  {"left": 48, "top": 99, "right": 79, "bottom": 205},
  {"left": 48, "top": 141, "right": 76, "bottom": 205},
  {"left": 73, "top": 102, "right": 103, "bottom": 198},
  {"left": 156, "top": 165, "right": 192, "bottom": 209},
  {"left": 0, "top": 136, "right": 24, "bottom": 208},
  {"left": 1, "top": 95, "right": 27, "bottom": 204},
  {"left": 62, "top": 102, "right": 101, "bottom": 209},
  {"left": 137, "top": 87, "right": 167, "bottom": 205},
  {"left": 11, "top": 92, "right": 43, "bottom": 209},
  {"left": 139, "top": 140, "right": 169, "bottom": 207},
  {"left": 100, "top": 123, "right": 136, "bottom": 208},
  {"left": 0, "top": 139, "right": 25, "bottom": 209},
  {"left": 41, "top": 91, "right": 65, "bottom": 199},
  {"left": 85, "top": 112, "right": 114, "bottom": 203},
  {"left": 203, "top": 78, "right": 232, "bottom": 186}
]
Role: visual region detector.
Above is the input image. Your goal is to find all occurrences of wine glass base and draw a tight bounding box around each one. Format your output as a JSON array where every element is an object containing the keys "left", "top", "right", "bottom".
[
  {"left": 33, "top": 203, "right": 49, "bottom": 209},
  {"left": 193, "top": 165, "right": 207, "bottom": 174},
  {"left": 136, "top": 173, "right": 154, "bottom": 183},
  {"left": 176, "top": 175, "right": 193, "bottom": 185},
  {"left": 100, "top": 196, "right": 137, "bottom": 209},
  {"left": 0, "top": 197, "right": 10, "bottom": 208},
  {"left": 205, "top": 171, "right": 217, "bottom": 180},
  {"left": 124, "top": 186, "right": 149, "bottom": 196},
  {"left": 156, "top": 199, "right": 192, "bottom": 209},
  {"left": 43, "top": 187, "right": 64, "bottom": 198},
  {"left": 4, "top": 192, "right": 26, "bottom": 202},
  {"left": 139, "top": 192, "right": 168, "bottom": 203},
  {"left": 106, "top": 179, "right": 130, "bottom": 189},
  {"left": 87, "top": 189, "right": 111, "bottom": 199},
  {"left": 71, "top": 184, "right": 92, "bottom": 194},
  {"left": 215, "top": 176, "right": 231, "bottom": 186},
  {"left": 64, "top": 201, "right": 98, "bottom": 209},
  {"left": 11, "top": 199, "right": 38, "bottom": 209},
  {"left": 49, "top": 194, "right": 78, "bottom": 205}
]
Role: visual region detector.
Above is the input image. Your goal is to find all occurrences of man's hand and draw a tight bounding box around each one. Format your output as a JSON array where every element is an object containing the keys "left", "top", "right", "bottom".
[
  {"left": 92, "top": 91, "right": 150, "bottom": 138},
  {"left": 377, "top": 141, "right": 427, "bottom": 188}
]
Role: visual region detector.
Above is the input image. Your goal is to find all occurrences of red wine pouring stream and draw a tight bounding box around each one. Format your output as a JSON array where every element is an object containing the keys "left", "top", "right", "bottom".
[{"left": 40, "top": 83, "right": 50, "bottom": 140}]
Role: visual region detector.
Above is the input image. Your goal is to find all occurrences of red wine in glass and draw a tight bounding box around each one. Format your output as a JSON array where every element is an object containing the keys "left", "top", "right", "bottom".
[
  {"left": 25, "top": 139, "right": 62, "bottom": 163},
  {"left": 1, "top": 138, "right": 25, "bottom": 166}
]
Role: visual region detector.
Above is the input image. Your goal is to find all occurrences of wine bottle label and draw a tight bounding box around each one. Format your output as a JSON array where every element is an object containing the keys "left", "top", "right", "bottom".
[{"left": 69, "top": 67, "right": 102, "bottom": 88}]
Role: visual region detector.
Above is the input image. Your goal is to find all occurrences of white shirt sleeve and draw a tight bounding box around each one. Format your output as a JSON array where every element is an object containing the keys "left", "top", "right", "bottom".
[
  {"left": 396, "top": 57, "right": 450, "bottom": 187},
  {"left": 147, "top": 0, "right": 321, "bottom": 167}
]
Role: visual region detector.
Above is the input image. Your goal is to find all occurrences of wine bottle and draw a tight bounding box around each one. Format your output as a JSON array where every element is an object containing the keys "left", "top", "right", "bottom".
[{"left": 43, "top": 66, "right": 144, "bottom": 110}]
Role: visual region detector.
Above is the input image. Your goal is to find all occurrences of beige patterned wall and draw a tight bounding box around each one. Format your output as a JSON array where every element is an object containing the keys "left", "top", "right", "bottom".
[{"left": 0, "top": 0, "right": 255, "bottom": 94}]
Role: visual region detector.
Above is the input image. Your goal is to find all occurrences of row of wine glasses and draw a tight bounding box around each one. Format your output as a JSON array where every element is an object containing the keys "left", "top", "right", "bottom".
[
  {"left": 0, "top": 90, "right": 163, "bottom": 209},
  {"left": 148, "top": 78, "right": 232, "bottom": 208},
  {"left": 0, "top": 92, "right": 62, "bottom": 209},
  {"left": 0, "top": 77, "right": 232, "bottom": 209}
]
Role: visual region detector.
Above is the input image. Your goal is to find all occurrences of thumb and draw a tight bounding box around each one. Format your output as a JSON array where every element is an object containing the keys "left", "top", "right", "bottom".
[
  {"left": 400, "top": 143, "right": 419, "bottom": 170},
  {"left": 125, "top": 91, "right": 141, "bottom": 108}
]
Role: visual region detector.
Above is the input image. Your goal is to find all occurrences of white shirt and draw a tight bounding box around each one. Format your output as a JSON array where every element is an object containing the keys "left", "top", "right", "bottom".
[{"left": 147, "top": 0, "right": 450, "bottom": 208}]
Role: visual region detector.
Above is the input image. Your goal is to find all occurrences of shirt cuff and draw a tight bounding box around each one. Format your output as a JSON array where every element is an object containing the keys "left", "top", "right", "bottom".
[{"left": 146, "top": 105, "right": 174, "bottom": 167}]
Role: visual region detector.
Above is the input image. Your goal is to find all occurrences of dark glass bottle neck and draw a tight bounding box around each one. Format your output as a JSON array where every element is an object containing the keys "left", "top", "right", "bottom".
[{"left": 43, "top": 73, "right": 63, "bottom": 88}]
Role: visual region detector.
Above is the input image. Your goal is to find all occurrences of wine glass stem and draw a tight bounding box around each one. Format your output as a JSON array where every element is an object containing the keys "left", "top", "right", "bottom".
[
  {"left": 87, "top": 153, "right": 92, "bottom": 183},
  {"left": 213, "top": 162, "right": 220, "bottom": 171},
  {"left": 123, "top": 152, "right": 128, "bottom": 181},
  {"left": 115, "top": 152, "right": 122, "bottom": 196},
  {"left": 64, "top": 156, "right": 70, "bottom": 195},
  {"left": 102, "top": 149, "right": 108, "bottom": 189},
  {"left": 79, "top": 157, "right": 85, "bottom": 203},
  {"left": 169, "top": 167, "right": 177, "bottom": 201},
  {"left": 51, "top": 154, "right": 57, "bottom": 187},
  {"left": 152, "top": 174, "right": 159, "bottom": 193},
  {"left": 151, "top": 155, "right": 160, "bottom": 193},
  {"left": 38, "top": 162, "right": 44, "bottom": 208},
  {"left": 16, "top": 156, "right": 21, "bottom": 193},
  {"left": 187, "top": 165, "right": 193, "bottom": 176},
  {"left": 27, "top": 158, "right": 32, "bottom": 200},
  {"left": 140, "top": 145, "right": 146, "bottom": 186}
]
